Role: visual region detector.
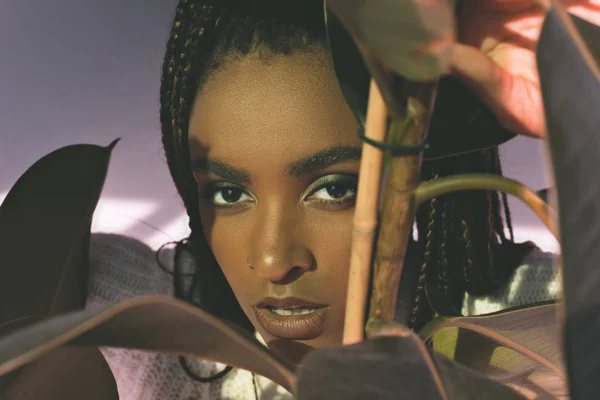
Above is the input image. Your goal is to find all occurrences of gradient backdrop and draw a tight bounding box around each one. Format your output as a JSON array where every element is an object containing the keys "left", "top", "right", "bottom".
[{"left": 0, "top": 0, "right": 557, "bottom": 252}]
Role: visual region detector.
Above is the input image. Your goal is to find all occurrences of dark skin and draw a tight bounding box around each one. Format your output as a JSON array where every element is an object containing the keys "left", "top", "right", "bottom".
[{"left": 188, "top": 52, "right": 362, "bottom": 363}]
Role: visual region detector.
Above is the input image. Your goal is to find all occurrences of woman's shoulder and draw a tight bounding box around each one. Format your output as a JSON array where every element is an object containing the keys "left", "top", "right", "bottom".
[
  {"left": 86, "top": 233, "right": 180, "bottom": 307},
  {"left": 462, "top": 247, "right": 561, "bottom": 316}
]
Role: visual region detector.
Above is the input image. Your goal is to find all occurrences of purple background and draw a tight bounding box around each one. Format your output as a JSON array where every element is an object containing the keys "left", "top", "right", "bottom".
[{"left": 0, "top": 0, "right": 557, "bottom": 252}]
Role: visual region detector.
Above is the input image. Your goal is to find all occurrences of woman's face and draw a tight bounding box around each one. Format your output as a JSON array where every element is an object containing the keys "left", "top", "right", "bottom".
[{"left": 188, "top": 51, "right": 361, "bottom": 363}]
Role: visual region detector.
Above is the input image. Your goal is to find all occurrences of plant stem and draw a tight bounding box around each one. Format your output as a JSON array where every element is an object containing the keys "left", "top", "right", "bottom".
[
  {"left": 414, "top": 174, "right": 558, "bottom": 239},
  {"left": 342, "top": 79, "right": 388, "bottom": 345},
  {"left": 367, "top": 82, "right": 437, "bottom": 326}
]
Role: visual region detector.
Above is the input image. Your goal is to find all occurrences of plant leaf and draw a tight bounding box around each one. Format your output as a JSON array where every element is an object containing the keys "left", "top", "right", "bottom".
[
  {"left": 0, "top": 295, "right": 296, "bottom": 394},
  {"left": 324, "top": 4, "right": 370, "bottom": 129},
  {"left": 323, "top": 4, "right": 516, "bottom": 160},
  {"left": 325, "top": 0, "right": 455, "bottom": 82},
  {"left": 537, "top": 5, "right": 600, "bottom": 399},
  {"left": 571, "top": 14, "right": 600, "bottom": 65},
  {"left": 431, "top": 353, "right": 528, "bottom": 400},
  {"left": 0, "top": 141, "right": 118, "bottom": 398},
  {"left": 0, "top": 140, "right": 117, "bottom": 336},
  {"left": 0, "top": 347, "right": 118, "bottom": 400},
  {"left": 424, "top": 77, "right": 517, "bottom": 160},
  {"left": 297, "top": 326, "right": 525, "bottom": 399},
  {"left": 420, "top": 303, "right": 568, "bottom": 398}
]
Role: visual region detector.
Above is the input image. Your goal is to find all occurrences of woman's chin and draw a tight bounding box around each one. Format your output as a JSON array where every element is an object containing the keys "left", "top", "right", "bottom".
[
  {"left": 266, "top": 338, "right": 315, "bottom": 364},
  {"left": 265, "top": 332, "right": 342, "bottom": 365}
]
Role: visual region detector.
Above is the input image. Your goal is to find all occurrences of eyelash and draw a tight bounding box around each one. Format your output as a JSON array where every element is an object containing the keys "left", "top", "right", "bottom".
[
  {"left": 198, "top": 174, "right": 358, "bottom": 211},
  {"left": 199, "top": 182, "right": 253, "bottom": 210},
  {"left": 305, "top": 174, "right": 358, "bottom": 209}
]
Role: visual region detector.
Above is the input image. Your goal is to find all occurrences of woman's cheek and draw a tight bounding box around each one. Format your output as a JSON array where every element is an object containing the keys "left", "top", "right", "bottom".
[
  {"left": 307, "top": 211, "right": 354, "bottom": 291},
  {"left": 209, "top": 223, "right": 248, "bottom": 276},
  {"left": 311, "top": 210, "right": 353, "bottom": 261},
  {"left": 200, "top": 212, "right": 253, "bottom": 294}
]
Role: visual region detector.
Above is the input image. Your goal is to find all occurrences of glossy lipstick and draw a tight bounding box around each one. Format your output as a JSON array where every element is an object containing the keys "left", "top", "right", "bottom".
[{"left": 253, "top": 297, "right": 329, "bottom": 340}]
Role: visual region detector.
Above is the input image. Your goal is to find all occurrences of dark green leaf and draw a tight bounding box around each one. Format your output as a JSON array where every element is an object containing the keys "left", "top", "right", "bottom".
[
  {"left": 324, "top": 5, "right": 370, "bottom": 129},
  {"left": 297, "top": 327, "right": 525, "bottom": 399},
  {"left": 421, "top": 303, "right": 567, "bottom": 398},
  {"left": 0, "top": 295, "right": 296, "bottom": 394},
  {"left": 424, "top": 78, "right": 517, "bottom": 160},
  {"left": 571, "top": 14, "right": 600, "bottom": 65},
  {"left": 432, "top": 353, "right": 527, "bottom": 400},
  {"left": 325, "top": 0, "right": 454, "bottom": 82},
  {"left": 537, "top": 6, "right": 600, "bottom": 399},
  {"left": 0, "top": 140, "right": 117, "bottom": 336},
  {"left": 323, "top": 3, "right": 516, "bottom": 160},
  {"left": 0, "top": 347, "right": 118, "bottom": 400}
]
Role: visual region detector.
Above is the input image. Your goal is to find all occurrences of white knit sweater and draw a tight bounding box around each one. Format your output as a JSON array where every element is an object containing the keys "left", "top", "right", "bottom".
[{"left": 86, "top": 233, "right": 560, "bottom": 400}]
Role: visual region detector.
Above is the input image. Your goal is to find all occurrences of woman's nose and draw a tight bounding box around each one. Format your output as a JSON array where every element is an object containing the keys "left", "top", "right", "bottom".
[{"left": 246, "top": 206, "right": 314, "bottom": 284}]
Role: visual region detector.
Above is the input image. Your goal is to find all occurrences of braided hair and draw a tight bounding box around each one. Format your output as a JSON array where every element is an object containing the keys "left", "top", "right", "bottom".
[
  {"left": 159, "top": 0, "right": 535, "bottom": 337},
  {"left": 411, "top": 149, "right": 536, "bottom": 331}
]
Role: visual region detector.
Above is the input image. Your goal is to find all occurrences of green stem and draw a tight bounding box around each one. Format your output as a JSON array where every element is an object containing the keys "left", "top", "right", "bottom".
[{"left": 415, "top": 174, "right": 558, "bottom": 239}]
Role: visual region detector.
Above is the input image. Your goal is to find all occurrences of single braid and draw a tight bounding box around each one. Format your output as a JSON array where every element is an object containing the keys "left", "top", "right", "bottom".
[
  {"left": 439, "top": 206, "right": 449, "bottom": 295},
  {"left": 461, "top": 219, "right": 473, "bottom": 284},
  {"left": 502, "top": 192, "right": 515, "bottom": 241},
  {"left": 487, "top": 155, "right": 506, "bottom": 246},
  {"left": 411, "top": 175, "right": 439, "bottom": 331},
  {"left": 494, "top": 152, "right": 516, "bottom": 242}
]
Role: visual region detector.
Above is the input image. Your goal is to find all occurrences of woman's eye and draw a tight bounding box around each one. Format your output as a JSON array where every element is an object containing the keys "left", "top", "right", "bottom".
[
  {"left": 311, "top": 183, "right": 355, "bottom": 201},
  {"left": 307, "top": 175, "right": 358, "bottom": 203},
  {"left": 199, "top": 183, "right": 252, "bottom": 208},
  {"left": 213, "top": 187, "right": 252, "bottom": 206}
]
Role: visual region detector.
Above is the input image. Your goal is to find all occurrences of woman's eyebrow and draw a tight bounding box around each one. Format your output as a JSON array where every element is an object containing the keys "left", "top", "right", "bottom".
[
  {"left": 287, "top": 146, "right": 362, "bottom": 177},
  {"left": 191, "top": 158, "right": 252, "bottom": 184},
  {"left": 190, "top": 146, "right": 361, "bottom": 182}
]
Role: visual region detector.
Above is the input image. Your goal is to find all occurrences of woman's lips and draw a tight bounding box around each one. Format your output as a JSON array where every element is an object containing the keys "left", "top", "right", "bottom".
[{"left": 253, "top": 297, "right": 330, "bottom": 340}]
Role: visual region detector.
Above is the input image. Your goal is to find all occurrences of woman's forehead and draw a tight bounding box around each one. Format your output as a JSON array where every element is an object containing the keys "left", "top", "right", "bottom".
[{"left": 188, "top": 52, "right": 361, "bottom": 159}]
